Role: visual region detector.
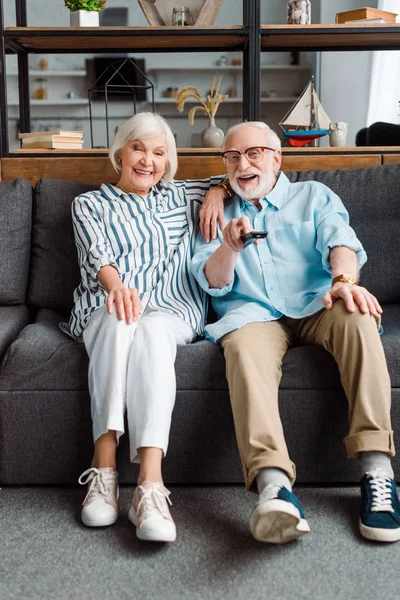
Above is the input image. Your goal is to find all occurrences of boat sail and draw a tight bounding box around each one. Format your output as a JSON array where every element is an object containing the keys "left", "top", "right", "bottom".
[{"left": 279, "top": 77, "right": 331, "bottom": 147}]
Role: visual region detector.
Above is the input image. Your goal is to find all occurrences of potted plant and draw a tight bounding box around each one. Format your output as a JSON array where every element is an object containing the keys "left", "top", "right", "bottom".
[
  {"left": 176, "top": 76, "right": 229, "bottom": 148},
  {"left": 64, "top": 0, "right": 107, "bottom": 27}
]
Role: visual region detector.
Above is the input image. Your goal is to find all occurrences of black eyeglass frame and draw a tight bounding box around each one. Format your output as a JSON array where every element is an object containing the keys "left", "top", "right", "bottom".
[{"left": 221, "top": 146, "right": 278, "bottom": 164}]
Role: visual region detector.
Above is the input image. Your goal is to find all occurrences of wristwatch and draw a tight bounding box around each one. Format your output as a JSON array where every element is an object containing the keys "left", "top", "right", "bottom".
[{"left": 332, "top": 273, "right": 358, "bottom": 286}]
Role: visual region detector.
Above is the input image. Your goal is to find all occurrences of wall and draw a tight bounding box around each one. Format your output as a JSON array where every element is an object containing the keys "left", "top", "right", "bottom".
[{"left": 318, "top": 0, "right": 377, "bottom": 146}]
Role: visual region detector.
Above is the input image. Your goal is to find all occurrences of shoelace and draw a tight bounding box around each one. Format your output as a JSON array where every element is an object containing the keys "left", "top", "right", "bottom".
[
  {"left": 367, "top": 471, "right": 394, "bottom": 513},
  {"left": 137, "top": 483, "right": 172, "bottom": 519},
  {"left": 78, "top": 467, "right": 116, "bottom": 506},
  {"left": 257, "top": 484, "right": 282, "bottom": 505}
]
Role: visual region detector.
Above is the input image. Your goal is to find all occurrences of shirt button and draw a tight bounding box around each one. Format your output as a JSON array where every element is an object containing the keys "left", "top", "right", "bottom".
[{"left": 270, "top": 286, "right": 274, "bottom": 291}]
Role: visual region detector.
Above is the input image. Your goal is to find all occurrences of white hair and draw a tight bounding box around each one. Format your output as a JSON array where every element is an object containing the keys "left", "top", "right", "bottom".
[
  {"left": 223, "top": 121, "right": 281, "bottom": 151},
  {"left": 109, "top": 112, "right": 178, "bottom": 181}
]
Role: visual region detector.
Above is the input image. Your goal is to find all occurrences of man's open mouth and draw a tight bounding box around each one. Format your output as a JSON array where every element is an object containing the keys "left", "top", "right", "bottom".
[{"left": 237, "top": 174, "right": 258, "bottom": 183}]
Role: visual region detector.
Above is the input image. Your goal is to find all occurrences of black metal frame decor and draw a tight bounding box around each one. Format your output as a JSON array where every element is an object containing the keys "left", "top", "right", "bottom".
[{"left": 88, "top": 57, "right": 155, "bottom": 148}]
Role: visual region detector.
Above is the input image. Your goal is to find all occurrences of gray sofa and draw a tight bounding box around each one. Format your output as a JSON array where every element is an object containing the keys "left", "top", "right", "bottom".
[{"left": 1, "top": 164, "right": 399, "bottom": 485}]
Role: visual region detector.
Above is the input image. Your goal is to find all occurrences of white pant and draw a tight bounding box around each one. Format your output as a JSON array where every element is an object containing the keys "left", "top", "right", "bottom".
[{"left": 82, "top": 305, "right": 196, "bottom": 462}]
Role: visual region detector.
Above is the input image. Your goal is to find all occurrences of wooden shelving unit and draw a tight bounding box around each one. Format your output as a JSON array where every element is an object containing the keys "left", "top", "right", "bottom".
[{"left": 2, "top": 1, "right": 400, "bottom": 156}]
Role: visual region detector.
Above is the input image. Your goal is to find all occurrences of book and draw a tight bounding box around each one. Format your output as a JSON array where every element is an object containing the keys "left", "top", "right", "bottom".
[
  {"left": 345, "top": 18, "right": 389, "bottom": 24},
  {"left": 21, "top": 140, "right": 84, "bottom": 149},
  {"left": 335, "top": 7, "right": 397, "bottom": 24},
  {"left": 20, "top": 135, "right": 84, "bottom": 144},
  {"left": 18, "top": 130, "right": 83, "bottom": 139}
]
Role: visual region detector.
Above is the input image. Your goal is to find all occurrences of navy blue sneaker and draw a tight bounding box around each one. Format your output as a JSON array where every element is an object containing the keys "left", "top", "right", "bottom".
[
  {"left": 250, "top": 485, "right": 310, "bottom": 544},
  {"left": 360, "top": 470, "right": 400, "bottom": 542}
]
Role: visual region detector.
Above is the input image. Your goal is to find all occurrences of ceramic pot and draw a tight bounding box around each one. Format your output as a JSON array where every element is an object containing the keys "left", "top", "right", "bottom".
[
  {"left": 70, "top": 10, "right": 100, "bottom": 27},
  {"left": 201, "top": 118, "right": 225, "bottom": 148}
]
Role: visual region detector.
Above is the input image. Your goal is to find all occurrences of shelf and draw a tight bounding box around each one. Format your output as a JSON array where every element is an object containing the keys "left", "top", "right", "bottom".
[
  {"left": 7, "top": 24, "right": 400, "bottom": 54},
  {"left": 4, "top": 26, "right": 247, "bottom": 54},
  {"left": 10, "top": 146, "right": 400, "bottom": 157},
  {"left": 261, "top": 23, "right": 400, "bottom": 51},
  {"left": 8, "top": 99, "right": 89, "bottom": 106},
  {"left": 154, "top": 97, "right": 297, "bottom": 103},
  {"left": 148, "top": 65, "right": 310, "bottom": 72},
  {"left": 7, "top": 70, "right": 87, "bottom": 76}
]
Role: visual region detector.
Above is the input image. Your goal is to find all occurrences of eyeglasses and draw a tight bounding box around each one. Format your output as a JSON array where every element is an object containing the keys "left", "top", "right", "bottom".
[{"left": 221, "top": 146, "right": 277, "bottom": 165}]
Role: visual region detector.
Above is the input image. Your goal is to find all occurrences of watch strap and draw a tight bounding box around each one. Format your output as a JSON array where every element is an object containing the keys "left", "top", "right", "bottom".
[{"left": 332, "top": 274, "right": 358, "bottom": 286}]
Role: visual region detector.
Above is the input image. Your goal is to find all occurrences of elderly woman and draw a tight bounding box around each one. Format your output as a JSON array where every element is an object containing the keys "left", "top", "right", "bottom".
[{"left": 64, "top": 112, "right": 227, "bottom": 542}]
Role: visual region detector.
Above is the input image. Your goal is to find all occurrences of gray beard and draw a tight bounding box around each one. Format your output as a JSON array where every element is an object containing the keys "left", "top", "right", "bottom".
[{"left": 230, "top": 171, "right": 277, "bottom": 201}]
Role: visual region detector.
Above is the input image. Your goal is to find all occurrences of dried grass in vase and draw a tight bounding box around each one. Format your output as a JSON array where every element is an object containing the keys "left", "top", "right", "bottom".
[{"left": 176, "top": 76, "right": 229, "bottom": 124}]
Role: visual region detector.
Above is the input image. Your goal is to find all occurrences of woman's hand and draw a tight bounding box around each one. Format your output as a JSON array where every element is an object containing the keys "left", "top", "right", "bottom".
[
  {"left": 107, "top": 284, "right": 142, "bottom": 324},
  {"left": 323, "top": 283, "right": 382, "bottom": 317},
  {"left": 199, "top": 186, "right": 226, "bottom": 243}
]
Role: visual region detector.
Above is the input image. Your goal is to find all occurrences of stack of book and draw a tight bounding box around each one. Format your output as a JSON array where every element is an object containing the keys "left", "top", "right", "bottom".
[
  {"left": 18, "top": 130, "right": 84, "bottom": 150},
  {"left": 335, "top": 7, "right": 398, "bottom": 25}
]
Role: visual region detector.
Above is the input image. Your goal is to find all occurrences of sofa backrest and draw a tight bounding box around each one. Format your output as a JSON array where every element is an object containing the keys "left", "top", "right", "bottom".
[
  {"left": 286, "top": 164, "right": 400, "bottom": 304},
  {"left": 0, "top": 178, "right": 32, "bottom": 305},
  {"left": 27, "top": 179, "right": 95, "bottom": 315},
  {"left": 26, "top": 164, "right": 400, "bottom": 316}
]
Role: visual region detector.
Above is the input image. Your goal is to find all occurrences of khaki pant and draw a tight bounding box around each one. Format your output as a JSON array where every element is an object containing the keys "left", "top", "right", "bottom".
[{"left": 221, "top": 300, "right": 394, "bottom": 489}]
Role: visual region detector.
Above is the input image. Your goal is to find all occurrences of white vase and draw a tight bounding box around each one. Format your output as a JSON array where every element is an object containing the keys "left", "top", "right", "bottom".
[
  {"left": 200, "top": 118, "right": 225, "bottom": 148},
  {"left": 70, "top": 10, "right": 100, "bottom": 27}
]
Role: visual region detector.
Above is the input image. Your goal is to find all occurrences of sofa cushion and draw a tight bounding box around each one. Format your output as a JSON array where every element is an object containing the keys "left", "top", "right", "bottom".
[
  {"left": 1, "top": 305, "right": 399, "bottom": 391},
  {"left": 27, "top": 179, "right": 96, "bottom": 314},
  {"left": 287, "top": 164, "right": 400, "bottom": 304},
  {"left": 0, "top": 305, "right": 30, "bottom": 361},
  {"left": 0, "top": 179, "right": 32, "bottom": 304}
]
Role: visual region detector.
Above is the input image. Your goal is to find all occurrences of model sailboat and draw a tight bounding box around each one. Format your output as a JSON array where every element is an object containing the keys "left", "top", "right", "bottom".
[{"left": 279, "top": 77, "right": 331, "bottom": 147}]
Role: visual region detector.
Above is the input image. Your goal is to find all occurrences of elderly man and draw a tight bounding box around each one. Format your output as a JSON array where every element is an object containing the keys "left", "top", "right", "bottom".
[{"left": 191, "top": 121, "right": 400, "bottom": 544}]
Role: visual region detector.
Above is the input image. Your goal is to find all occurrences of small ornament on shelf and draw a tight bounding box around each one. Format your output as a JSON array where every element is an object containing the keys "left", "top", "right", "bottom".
[
  {"left": 172, "top": 6, "right": 194, "bottom": 26},
  {"left": 287, "top": 0, "right": 311, "bottom": 25},
  {"left": 34, "top": 78, "right": 48, "bottom": 100},
  {"left": 329, "top": 122, "right": 348, "bottom": 147},
  {"left": 176, "top": 76, "right": 229, "bottom": 148},
  {"left": 64, "top": 0, "right": 107, "bottom": 27}
]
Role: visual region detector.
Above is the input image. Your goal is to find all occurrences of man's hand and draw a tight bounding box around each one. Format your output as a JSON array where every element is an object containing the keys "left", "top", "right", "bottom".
[
  {"left": 106, "top": 284, "right": 142, "bottom": 324},
  {"left": 323, "top": 282, "right": 382, "bottom": 316},
  {"left": 222, "top": 216, "right": 254, "bottom": 253},
  {"left": 199, "top": 186, "right": 226, "bottom": 243}
]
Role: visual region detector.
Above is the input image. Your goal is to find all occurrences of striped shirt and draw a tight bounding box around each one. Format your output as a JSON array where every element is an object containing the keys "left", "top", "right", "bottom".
[{"left": 63, "top": 176, "right": 224, "bottom": 339}]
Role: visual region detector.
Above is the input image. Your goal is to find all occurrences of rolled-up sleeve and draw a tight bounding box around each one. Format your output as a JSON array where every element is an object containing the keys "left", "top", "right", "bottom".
[
  {"left": 72, "top": 194, "right": 120, "bottom": 294},
  {"left": 315, "top": 189, "right": 367, "bottom": 272},
  {"left": 191, "top": 232, "right": 234, "bottom": 297}
]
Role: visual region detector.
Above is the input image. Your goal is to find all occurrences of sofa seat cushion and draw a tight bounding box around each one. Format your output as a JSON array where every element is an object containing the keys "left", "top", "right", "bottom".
[
  {"left": 0, "top": 309, "right": 89, "bottom": 392},
  {"left": 0, "top": 305, "right": 30, "bottom": 361},
  {"left": 1, "top": 305, "right": 399, "bottom": 392}
]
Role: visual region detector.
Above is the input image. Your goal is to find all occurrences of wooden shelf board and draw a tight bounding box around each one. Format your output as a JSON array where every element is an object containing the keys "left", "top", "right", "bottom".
[
  {"left": 5, "top": 26, "right": 247, "bottom": 53},
  {"left": 11, "top": 146, "right": 400, "bottom": 156},
  {"left": 7, "top": 70, "right": 87, "bottom": 76},
  {"left": 261, "top": 23, "right": 400, "bottom": 50}
]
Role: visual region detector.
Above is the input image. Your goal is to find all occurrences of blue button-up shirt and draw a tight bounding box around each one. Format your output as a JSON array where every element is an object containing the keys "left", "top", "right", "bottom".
[{"left": 191, "top": 172, "right": 367, "bottom": 343}]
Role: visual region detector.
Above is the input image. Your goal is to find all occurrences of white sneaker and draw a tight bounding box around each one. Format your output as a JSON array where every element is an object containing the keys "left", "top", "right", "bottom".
[
  {"left": 128, "top": 481, "right": 176, "bottom": 542},
  {"left": 250, "top": 484, "right": 310, "bottom": 544},
  {"left": 78, "top": 467, "right": 119, "bottom": 527}
]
